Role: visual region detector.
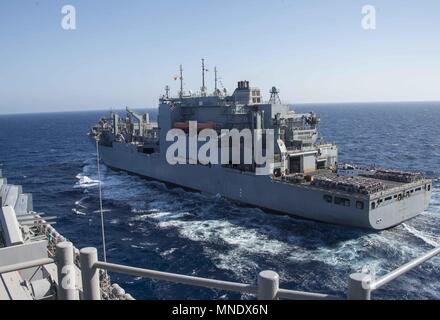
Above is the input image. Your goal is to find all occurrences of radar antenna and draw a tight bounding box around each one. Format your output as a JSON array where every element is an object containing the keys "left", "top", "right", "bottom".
[{"left": 269, "top": 86, "right": 282, "bottom": 104}]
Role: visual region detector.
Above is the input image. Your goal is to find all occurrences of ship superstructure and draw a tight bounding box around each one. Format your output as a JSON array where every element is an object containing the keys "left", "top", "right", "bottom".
[{"left": 90, "top": 64, "right": 432, "bottom": 230}]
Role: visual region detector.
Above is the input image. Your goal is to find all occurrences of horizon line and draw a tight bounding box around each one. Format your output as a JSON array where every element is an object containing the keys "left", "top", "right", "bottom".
[{"left": 1, "top": 100, "right": 440, "bottom": 116}]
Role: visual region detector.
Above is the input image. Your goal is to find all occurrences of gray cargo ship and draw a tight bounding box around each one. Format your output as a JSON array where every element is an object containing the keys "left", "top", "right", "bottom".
[{"left": 90, "top": 65, "right": 432, "bottom": 230}]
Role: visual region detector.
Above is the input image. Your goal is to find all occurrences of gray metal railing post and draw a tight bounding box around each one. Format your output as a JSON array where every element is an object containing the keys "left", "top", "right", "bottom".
[
  {"left": 80, "top": 247, "right": 101, "bottom": 300},
  {"left": 348, "top": 273, "right": 372, "bottom": 300},
  {"left": 257, "top": 270, "right": 279, "bottom": 300},
  {"left": 56, "top": 242, "right": 77, "bottom": 300}
]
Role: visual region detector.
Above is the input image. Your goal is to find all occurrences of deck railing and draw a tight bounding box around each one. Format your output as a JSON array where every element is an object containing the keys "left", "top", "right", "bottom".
[
  {"left": 348, "top": 245, "right": 440, "bottom": 299},
  {"left": 80, "top": 242, "right": 440, "bottom": 300},
  {"left": 0, "top": 258, "right": 54, "bottom": 275},
  {"left": 2, "top": 241, "right": 439, "bottom": 300},
  {"left": 79, "top": 246, "right": 338, "bottom": 300}
]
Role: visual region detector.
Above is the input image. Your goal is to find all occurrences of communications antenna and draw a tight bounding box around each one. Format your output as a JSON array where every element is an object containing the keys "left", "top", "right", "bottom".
[
  {"left": 269, "top": 86, "right": 282, "bottom": 104},
  {"left": 201, "top": 59, "right": 208, "bottom": 96},
  {"left": 179, "top": 65, "right": 184, "bottom": 98}
]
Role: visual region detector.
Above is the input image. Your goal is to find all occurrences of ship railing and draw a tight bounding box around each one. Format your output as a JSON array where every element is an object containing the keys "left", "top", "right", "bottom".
[
  {"left": 29, "top": 216, "right": 130, "bottom": 300},
  {"left": 10, "top": 241, "right": 437, "bottom": 300},
  {"left": 0, "top": 245, "right": 333, "bottom": 300},
  {"left": 74, "top": 245, "right": 338, "bottom": 300},
  {"left": 348, "top": 245, "right": 440, "bottom": 300},
  {"left": 0, "top": 258, "right": 54, "bottom": 275}
]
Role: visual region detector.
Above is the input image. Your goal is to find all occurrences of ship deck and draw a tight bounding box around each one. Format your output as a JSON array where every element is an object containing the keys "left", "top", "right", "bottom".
[
  {"left": 275, "top": 169, "right": 428, "bottom": 198},
  {"left": 312, "top": 170, "right": 404, "bottom": 188}
]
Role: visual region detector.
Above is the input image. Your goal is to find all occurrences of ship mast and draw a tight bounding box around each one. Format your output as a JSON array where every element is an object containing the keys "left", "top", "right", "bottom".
[
  {"left": 201, "top": 58, "right": 207, "bottom": 96},
  {"left": 214, "top": 66, "right": 218, "bottom": 94},
  {"left": 179, "top": 64, "right": 184, "bottom": 98}
]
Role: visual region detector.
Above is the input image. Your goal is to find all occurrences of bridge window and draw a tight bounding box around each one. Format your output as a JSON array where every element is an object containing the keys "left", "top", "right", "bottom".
[
  {"left": 428, "top": 185, "right": 431, "bottom": 191},
  {"left": 335, "top": 197, "right": 350, "bottom": 207},
  {"left": 371, "top": 202, "right": 376, "bottom": 210},
  {"left": 385, "top": 196, "right": 392, "bottom": 201}
]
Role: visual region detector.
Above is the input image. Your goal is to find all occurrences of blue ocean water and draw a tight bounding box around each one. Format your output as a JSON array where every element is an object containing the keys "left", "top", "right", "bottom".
[{"left": 0, "top": 102, "right": 439, "bottom": 300}]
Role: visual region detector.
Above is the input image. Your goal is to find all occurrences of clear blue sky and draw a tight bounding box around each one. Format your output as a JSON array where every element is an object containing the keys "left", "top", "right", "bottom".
[{"left": 0, "top": 0, "right": 439, "bottom": 114}]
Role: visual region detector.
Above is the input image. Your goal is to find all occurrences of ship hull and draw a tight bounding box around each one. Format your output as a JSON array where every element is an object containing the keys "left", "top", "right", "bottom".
[{"left": 98, "top": 142, "right": 432, "bottom": 230}]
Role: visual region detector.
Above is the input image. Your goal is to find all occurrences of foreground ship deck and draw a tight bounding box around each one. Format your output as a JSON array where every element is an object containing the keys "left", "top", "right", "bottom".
[
  {"left": 90, "top": 67, "right": 432, "bottom": 230},
  {"left": 0, "top": 169, "right": 131, "bottom": 300}
]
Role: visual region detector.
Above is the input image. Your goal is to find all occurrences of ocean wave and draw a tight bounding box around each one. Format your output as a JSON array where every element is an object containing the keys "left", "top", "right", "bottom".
[
  {"left": 74, "top": 173, "right": 100, "bottom": 189},
  {"left": 92, "top": 209, "right": 112, "bottom": 214},
  {"left": 403, "top": 224, "right": 440, "bottom": 247},
  {"left": 129, "top": 193, "right": 440, "bottom": 292},
  {"left": 75, "top": 196, "right": 89, "bottom": 209},
  {"left": 72, "top": 208, "right": 87, "bottom": 216},
  {"left": 160, "top": 248, "right": 178, "bottom": 257}
]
